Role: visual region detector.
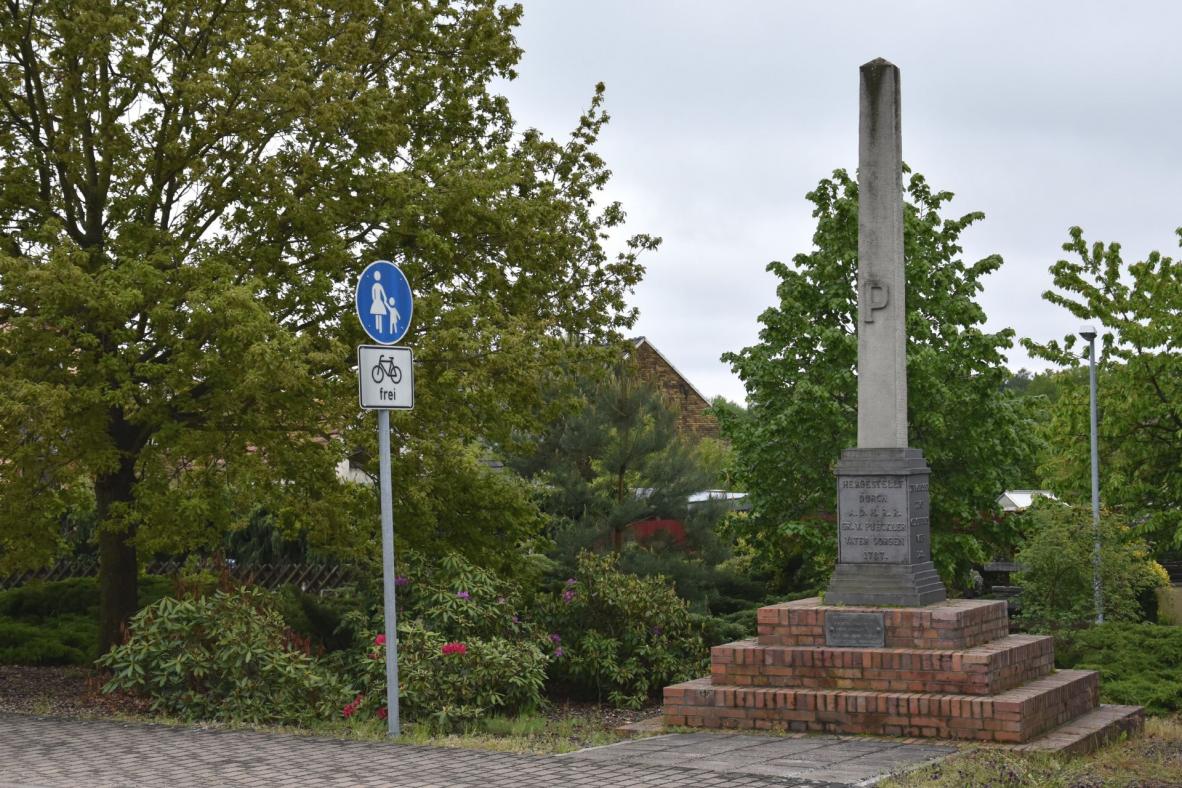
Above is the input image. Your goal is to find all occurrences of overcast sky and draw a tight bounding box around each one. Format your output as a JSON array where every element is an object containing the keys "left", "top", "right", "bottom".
[{"left": 497, "top": 1, "right": 1181, "bottom": 404}]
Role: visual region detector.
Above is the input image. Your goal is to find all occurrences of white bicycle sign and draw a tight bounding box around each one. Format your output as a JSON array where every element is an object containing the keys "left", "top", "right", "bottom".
[{"left": 370, "top": 354, "right": 403, "bottom": 384}]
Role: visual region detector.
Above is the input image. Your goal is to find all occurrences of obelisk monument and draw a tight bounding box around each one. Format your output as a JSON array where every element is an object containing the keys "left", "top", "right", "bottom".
[{"left": 825, "top": 58, "right": 947, "bottom": 606}]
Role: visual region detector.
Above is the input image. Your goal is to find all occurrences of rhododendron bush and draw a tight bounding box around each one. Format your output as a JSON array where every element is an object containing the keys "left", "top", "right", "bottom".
[
  {"left": 541, "top": 552, "right": 704, "bottom": 708},
  {"left": 99, "top": 551, "right": 704, "bottom": 728},
  {"left": 341, "top": 552, "right": 551, "bottom": 729},
  {"left": 99, "top": 589, "right": 347, "bottom": 724}
]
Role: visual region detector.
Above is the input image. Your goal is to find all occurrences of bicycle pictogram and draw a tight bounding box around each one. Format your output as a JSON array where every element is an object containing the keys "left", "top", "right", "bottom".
[{"left": 370, "top": 355, "right": 403, "bottom": 384}]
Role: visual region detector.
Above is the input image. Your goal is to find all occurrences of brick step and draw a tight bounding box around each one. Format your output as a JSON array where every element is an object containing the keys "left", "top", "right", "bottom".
[
  {"left": 664, "top": 669, "right": 1099, "bottom": 743},
  {"left": 1004, "top": 704, "right": 1144, "bottom": 755},
  {"left": 758, "top": 597, "right": 1010, "bottom": 650},
  {"left": 711, "top": 634, "right": 1054, "bottom": 695}
]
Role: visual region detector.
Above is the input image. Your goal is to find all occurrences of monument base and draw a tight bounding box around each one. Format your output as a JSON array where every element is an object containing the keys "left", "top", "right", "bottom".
[
  {"left": 663, "top": 598, "right": 1143, "bottom": 750},
  {"left": 826, "top": 446, "right": 948, "bottom": 606},
  {"left": 825, "top": 561, "right": 946, "bottom": 606}
]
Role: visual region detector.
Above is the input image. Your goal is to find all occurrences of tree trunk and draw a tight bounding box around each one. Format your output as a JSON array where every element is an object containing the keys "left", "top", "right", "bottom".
[
  {"left": 613, "top": 467, "right": 626, "bottom": 552},
  {"left": 96, "top": 436, "right": 139, "bottom": 654}
]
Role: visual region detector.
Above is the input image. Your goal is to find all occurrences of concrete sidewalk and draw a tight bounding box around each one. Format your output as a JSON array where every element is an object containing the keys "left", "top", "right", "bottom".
[{"left": 0, "top": 713, "right": 953, "bottom": 787}]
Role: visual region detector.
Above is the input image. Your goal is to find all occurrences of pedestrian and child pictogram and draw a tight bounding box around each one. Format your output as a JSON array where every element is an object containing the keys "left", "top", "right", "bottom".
[{"left": 355, "top": 260, "right": 413, "bottom": 345}]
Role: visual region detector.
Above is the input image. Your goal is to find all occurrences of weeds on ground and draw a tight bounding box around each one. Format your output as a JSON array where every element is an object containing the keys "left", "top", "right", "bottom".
[
  {"left": 97, "top": 709, "right": 631, "bottom": 755},
  {"left": 885, "top": 716, "right": 1182, "bottom": 787}
]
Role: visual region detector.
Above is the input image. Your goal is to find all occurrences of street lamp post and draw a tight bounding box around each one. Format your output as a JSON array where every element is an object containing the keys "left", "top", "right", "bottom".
[{"left": 1080, "top": 325, "right": 1103, "bottom": 624}]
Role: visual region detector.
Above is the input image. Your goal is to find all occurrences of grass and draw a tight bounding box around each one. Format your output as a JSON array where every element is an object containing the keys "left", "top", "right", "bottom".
[
  {"left": 884, "top": 716, "right": 1182, "bottom": 787},
  {"left": 90, "top": 708, "right": 634, "bottom": 755}
]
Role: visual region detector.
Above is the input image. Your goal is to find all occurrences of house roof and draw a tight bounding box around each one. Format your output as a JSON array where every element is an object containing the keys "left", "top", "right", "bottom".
[
  {"left": 629, "top": 336, "right": 711, "bottom": 406},
  {"left": 997, "top": 489, "right": 1058, "bottom": 512}
]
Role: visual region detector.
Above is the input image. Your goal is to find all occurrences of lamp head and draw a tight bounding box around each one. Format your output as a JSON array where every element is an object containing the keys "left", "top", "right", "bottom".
[{"left": 1080, "top": 325, "right": 1097, "bottom": 342}]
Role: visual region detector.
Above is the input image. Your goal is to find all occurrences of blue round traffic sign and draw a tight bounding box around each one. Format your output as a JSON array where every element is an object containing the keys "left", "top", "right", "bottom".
[{"left": 355, "top": 261, "right": 413, "bottom": 345}]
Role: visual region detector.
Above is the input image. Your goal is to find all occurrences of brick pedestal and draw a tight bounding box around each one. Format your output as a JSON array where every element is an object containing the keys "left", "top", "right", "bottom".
[{"left": 664, "top": 597, "right": 1143, "bottom": 750}]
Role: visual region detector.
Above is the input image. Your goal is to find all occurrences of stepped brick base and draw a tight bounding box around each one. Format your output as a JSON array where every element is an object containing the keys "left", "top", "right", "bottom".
[
  {"left": 711, "top": 634, "right": 1054, "bottom": 695},
  {"left": 666, "top": 596, "right": 1143, "bottom": 746},
  {"left": 665, "top": 669, "right": 1097, "bottom": 743},
  {"left": 1007, "top": 704, "right": 1145, "bottom": 754},
  {"left": 757, "top": 598, "right": 1010, "bottom": 650}
]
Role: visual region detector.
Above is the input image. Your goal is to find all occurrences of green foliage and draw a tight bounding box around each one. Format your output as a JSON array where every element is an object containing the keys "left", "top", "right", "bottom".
[
  {"left": 388, "top": 441, "right": 553, "bottom": 582},
  {"left": 515, "top": 361, "right": 716, "bottom": 557},
  {"left": 274, "top": 585, "right": 369, "bottom": 654},
  {"left": 1023, "top": 227, "right": 1182, "bottom": 551},
  {"left": 511, "top": 359, "right": 747, "bottom": 615},
  {"left": 615, "top": 545, "right": 767, "bottom": 615},
  {"left": 342, "top": 551, "right": 549, "bottom": 730},
  {"left": 690, "top": 610, "right": 755, "bottom": 648},
  {"left": 1014, "top": 501, "right": 1168, "bottom": 632},
  {"left": 0, "top": 0, "right": 655, "bottom": 648},
  {"left": 542, "top": 552, "right": 705, "bottom": 708},
  {"left": 1055, "top": 623, "right": 1182, "bottom": 715},
  {"left": 721, "top": 169, "right": 1040, "bottom": 590},
  {"left": 0, "top": 618, "right": 91, "bottom": 665},
  {"left": 0, "top": 575, "right": 172, "bottom": 665},
  {"left": 98, "top": 589, "right": 346, "bottom": 724},
  {"left": 349, "top": 622, "right": 548, "bottom": 731}
]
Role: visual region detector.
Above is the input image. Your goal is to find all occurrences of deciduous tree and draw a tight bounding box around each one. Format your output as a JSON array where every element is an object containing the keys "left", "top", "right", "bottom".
[
  {"left": 1024, "top": 227, "right": 1182, "bottom": 551},
  {"left": 721, "top": 169, "right": 1038, "bottom": 590},
  {"left": 0, "top": 0, "right": 654, "bottom": 651}
]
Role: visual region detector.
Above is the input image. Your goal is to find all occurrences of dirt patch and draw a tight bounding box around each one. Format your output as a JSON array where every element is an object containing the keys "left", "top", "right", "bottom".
[
  {"left": 541, "top": 699, "right": 661, "bottom": 731},
  {"left": 0, "top": 665, "right": 149, "bottom": 718}
]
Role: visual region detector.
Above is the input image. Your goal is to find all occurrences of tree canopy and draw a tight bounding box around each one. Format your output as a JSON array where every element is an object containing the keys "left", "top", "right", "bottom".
[
  {"left": 721, "top": 169, "right": 1039, "bottom": 590},
  {"left": 1024, "top": 227, "right": 1182, "bottom": 552},
  {"left": 0, "top": 0, "right": 656, "bottom": 649}
]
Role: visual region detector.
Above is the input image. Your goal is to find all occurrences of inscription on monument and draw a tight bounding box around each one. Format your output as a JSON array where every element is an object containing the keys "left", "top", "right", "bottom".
[
  {"left": 838, "top": 475, "right": 909, "bottom": 564},
  {"left": 825, "top": 611, "right": 886, "bottom": 648}
]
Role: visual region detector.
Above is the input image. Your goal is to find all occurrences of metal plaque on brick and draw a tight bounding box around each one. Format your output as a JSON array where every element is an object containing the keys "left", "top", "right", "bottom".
[{"left": 825, "top": 611, "right": 885, "bottom": 648}]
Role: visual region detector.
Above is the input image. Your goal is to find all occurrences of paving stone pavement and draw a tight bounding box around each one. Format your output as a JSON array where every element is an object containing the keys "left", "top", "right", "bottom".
[
  {"left": 561, "top": 732, "right": 955, "bottom": 785},
  {"left": 0, "top": 714, "right": 954, "bottom": 787}
]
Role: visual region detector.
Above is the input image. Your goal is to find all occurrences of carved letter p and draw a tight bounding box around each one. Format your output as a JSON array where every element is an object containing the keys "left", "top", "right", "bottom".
[{"left": 862, "top": 280, "right": 889, "bottom": 323}]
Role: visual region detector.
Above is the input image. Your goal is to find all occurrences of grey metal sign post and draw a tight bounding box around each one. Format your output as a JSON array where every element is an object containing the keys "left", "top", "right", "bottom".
[
  {"left": 377, "top": 407, "right": 400, "bottom": 736},
  {"left": 355, "top": 261, "right": 414, "bottom": 737}
]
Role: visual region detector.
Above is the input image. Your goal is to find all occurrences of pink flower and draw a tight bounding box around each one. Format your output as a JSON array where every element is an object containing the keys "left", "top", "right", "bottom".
[
  {"left": 441, "top": 641, "right": 468, "bottom": 656},
  {"left": 456, "top": 590, "right": 470, "bottom": 599},
  {"left": 549, "top": 633, "right": 561, "bottom": 644},
  {"left": 374, "top": 634, "right": 386, "bottom": 646},
  {"left": 377, "top": 706, "right": 388, "bottom": 721},
  {"left": 394, "top": 576, "right": 409, "bottom": 587},
  {"left": 562, "top": 589, "right": 575, "bottom": 604},
  {"left": 554, "top": 647, "right": 564, "bottom": 658},
  {"left": 342, "top": 693, "right": 363, "bottom": 719}
]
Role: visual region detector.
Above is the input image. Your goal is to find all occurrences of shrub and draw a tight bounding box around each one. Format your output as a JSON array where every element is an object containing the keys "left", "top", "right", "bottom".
[
  {"left": 341, "top": 551, "right": 550, "bottom": 730},
  {"left": 98, "top": 588, "right": 346, "bottom": 724},
  {"left": 349, "top": 622, "right": 548, "bottom": 730},
  {"left": 1055, "top": 623, "right": 1182, "bottom": 715},
  {"left": 394, "top": 551, "right": 538, "bottom": 640},
  {"left": 691, "top": 608, "right": 757, "bottom": 648},
  {"left": 274, "top": 584, "right": 368, "bottom": 654},
  {"left": 0, "top": 575, "right": 171, "bottom": 621},
  {"left": 0, "top": 575, "right": 173, "bottom": 666},
  {"left": 542, "top": 551, "right": 706, "bottom": 708},
  {"left": 1014, "top": 501, "right": 1168, "bottom": 632},
  {"left": 0, "top": 619, "right": 88, "bottom": 665}
]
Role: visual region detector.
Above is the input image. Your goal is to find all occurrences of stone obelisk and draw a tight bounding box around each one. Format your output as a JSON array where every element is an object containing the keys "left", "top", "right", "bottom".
[{"left": 825, "top": 58, "right": 947, "bottom": 606}]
